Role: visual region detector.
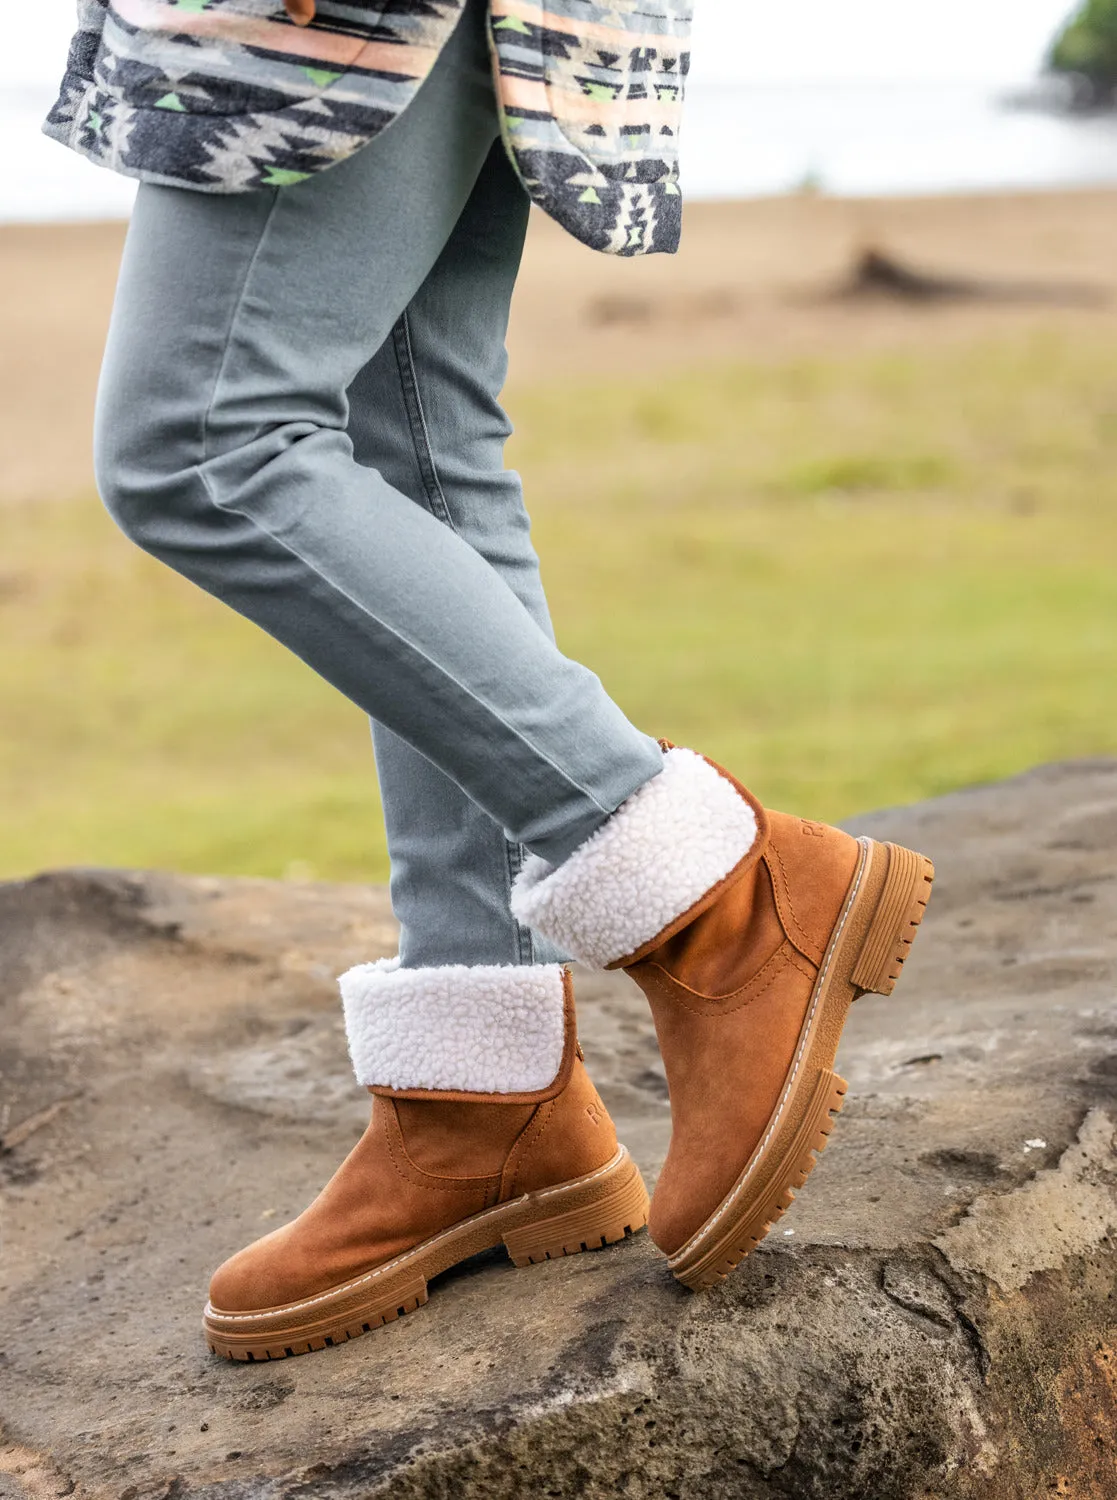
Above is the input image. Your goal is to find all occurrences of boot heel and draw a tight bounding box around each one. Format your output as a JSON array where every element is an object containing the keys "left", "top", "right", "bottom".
[
  {"left": 503, "top": 1149, "right": 650, "bottom": 1267},
  {"left": 850, "top": 842, "right": 934, "bottom": 996}
]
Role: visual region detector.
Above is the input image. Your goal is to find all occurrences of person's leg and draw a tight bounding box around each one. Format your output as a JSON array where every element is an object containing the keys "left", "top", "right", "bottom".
[
  {"left": 89, "top": 10, "right": 653, "bottom": 1361},
  {"left": 93, "top": 1, "right": 662, "bottom": 873},
  {"left": 345, "top": 140, "right": 562, "bottom": 969}
]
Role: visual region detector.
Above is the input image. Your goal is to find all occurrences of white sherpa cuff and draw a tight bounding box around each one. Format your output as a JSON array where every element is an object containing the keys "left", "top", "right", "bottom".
[
  {"left": 338, "top": 959, "right": 571, "bottom": 1097},
  {"left": 510, "top": 747, "right": 760, "bottom": 969}
]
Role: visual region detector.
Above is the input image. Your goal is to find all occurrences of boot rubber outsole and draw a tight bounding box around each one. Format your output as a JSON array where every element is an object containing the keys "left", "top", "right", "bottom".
[
  {"left": 668, "top": 837, "right": 933, "bottom": 1291},
  {"left": 204, "top": 1146, "right": 649, "bottom": 1361}
]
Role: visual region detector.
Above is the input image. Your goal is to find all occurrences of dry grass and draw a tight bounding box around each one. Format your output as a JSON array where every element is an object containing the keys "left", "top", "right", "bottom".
[{"left": 2, "top": 320, "right": 1115, "bottom": 881}]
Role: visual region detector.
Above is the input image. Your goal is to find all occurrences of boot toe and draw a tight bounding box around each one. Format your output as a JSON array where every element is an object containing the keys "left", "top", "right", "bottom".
[
  {"left": 647, "top": 1199, "right": 693, "bottom": 1259},
  {"left": 648, "top": 1149, "right": 744, "bottom": 1258},
  {"left": 208, "top": 1226, "right": 295, "bottom": 1313}
]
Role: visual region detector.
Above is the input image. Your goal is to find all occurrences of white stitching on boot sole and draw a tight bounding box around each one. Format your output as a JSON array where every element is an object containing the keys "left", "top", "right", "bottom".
[{"left": 205, "top": 1147, "right": 631, "bottom": 1323}]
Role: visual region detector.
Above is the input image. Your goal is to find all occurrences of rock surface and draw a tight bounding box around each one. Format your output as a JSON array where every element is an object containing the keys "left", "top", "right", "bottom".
[{"left": 1, "top": 762, "right": 1116, "bottom": 1499}]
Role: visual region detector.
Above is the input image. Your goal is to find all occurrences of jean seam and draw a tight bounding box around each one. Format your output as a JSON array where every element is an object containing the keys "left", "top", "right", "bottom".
[
  {"left": 390, "top": 303, "right": 551, "bottom": 965},
  {"left": 504, "top": 839, "right": 536, "bottom": 965},
  {"left": 392, "top": 306, "right": 540, "bottom": 963},
  {"left": 200, "top": 191, "right": 283, "bottom": 466},
  {"left": 393, "top": 311, "right": 454, "bottom": 527}
]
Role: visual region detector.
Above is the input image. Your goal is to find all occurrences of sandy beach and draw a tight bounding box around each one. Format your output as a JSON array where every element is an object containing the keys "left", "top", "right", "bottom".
[{"left": 3, "top": 186, "right": 1117, "bottom": 506}]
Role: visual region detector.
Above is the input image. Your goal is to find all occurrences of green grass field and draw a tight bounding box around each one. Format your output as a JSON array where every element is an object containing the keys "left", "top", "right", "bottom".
[{"left": 3, "top": 323, "right": 1115, "bottom": 882}]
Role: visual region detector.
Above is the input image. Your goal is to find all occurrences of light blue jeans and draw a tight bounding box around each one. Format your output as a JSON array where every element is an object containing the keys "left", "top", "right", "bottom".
[{"left": 93, "top": 0, "right": 663, "bottom": 968}]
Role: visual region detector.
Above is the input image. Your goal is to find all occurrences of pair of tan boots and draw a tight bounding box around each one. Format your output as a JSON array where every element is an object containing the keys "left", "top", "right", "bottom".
[{"left": 204, "top": 749, "right": 933, "bottom": 1360}]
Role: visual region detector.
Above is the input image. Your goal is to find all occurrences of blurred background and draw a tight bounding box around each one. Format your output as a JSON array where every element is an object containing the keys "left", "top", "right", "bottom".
[{"left": 2, "top": 1, "right": 1115, "bottom": 882}]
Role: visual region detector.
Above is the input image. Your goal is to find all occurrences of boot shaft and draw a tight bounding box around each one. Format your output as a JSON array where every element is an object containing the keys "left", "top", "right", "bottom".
[
  {"left": 387, "top": 1055, "right": 618, "bottom": 1201},
  {"left": 633, "top": 810, "right": 862, "bottom": 1002}
]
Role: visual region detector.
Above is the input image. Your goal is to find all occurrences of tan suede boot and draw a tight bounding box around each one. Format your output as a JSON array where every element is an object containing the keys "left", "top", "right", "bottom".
[
  {"left": 204, "top": 964, "right": 648, "bottom": 1360},
  {"left": 512, "top": 746, "right": 933, "bottom": 1291}
]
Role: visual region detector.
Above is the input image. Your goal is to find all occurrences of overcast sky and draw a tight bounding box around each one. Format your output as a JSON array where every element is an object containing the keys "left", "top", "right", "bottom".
[
  {"left": 3, "top": 1, "right": 1079, "bottom": 90},
  {"left": 693, "top": 0, "right": 1076, "bottom": 82}
]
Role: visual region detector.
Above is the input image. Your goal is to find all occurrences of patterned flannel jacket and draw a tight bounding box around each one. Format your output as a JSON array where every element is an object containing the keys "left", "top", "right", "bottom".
[{"left": 45, "top": 0, "right": 690, "bottom": 256}]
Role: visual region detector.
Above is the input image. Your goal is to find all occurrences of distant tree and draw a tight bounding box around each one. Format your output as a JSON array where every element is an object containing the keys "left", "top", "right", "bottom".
[{"left": 1049, "top": 0, "right": 1117, "bottom": 99}]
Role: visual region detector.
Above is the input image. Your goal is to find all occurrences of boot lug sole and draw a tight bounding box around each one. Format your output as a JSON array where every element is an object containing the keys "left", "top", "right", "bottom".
[
  {"left": 203, "top": 1147, "right": 649, "bottom": 1361},
  {"left": 668, "top": 837, "right": 934, "bottom": 1290}
]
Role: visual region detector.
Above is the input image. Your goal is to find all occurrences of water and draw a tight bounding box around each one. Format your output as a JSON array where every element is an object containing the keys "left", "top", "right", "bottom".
[
  {"left": 4, "top": 75, "right": 1117, "bottom": 224},
  {"left": 684, "top": 79, "right": 1117, "bottom": 199}
]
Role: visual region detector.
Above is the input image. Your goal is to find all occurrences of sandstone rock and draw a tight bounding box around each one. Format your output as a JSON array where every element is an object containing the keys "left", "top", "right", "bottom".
[{"left": 1, "top": 762, "right": 1115, "bottom": 1498}]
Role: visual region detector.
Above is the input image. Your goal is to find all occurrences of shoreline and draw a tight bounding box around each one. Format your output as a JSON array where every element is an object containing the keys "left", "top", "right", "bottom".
[{"left": 3, "top": 184, "right": 1117, "bottom": 505}]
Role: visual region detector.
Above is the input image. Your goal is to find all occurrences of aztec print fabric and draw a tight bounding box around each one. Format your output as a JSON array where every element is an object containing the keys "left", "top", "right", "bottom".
[{"left": 45, "top": 0, "right": 690, "bottom": 255}]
